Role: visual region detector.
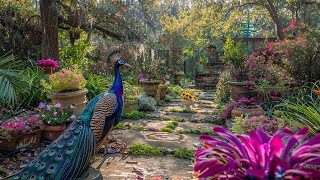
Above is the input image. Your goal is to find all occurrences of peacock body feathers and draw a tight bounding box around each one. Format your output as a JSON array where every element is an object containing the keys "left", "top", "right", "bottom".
[{"left": 9, "top": 52, "right": 130, "bottom": 180}]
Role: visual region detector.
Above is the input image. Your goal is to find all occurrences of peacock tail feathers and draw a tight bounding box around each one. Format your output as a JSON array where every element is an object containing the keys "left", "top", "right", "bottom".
[{"left": 11, "top": 120, "right": 95, "bottom": 180}]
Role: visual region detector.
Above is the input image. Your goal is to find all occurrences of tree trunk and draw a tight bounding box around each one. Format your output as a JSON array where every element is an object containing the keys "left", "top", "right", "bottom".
[
  {"left": 40, "top": 0, "right": 59, "bottom": 60},
  {"left": 266, "top": 0, "right": 285, "bottom": 40}
]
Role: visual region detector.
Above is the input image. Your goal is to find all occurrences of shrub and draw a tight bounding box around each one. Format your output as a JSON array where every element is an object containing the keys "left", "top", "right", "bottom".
[
  {"left": 138, "top": 95, "right": 157, "bottom": 111},
  {"left": 194, "top": 126, "right": 320, "bottom": 179}
]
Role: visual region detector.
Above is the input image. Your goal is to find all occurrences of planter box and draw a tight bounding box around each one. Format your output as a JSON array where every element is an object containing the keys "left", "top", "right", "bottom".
[
  {"left": 231, "top": 107, "right": 265, "bottom": 119},
  {"left": 159, "top": 86, "right": 168, "bottom": 100},
  {"left": 123, "top": 100, "right": 138, "bottom": 114},
  {"left": 47, "top": 88, "right": 88, "bottom": 116},
  {"left": 42, "top": 124, "right": 67, "bottom": 141},
  {"left": 0, "top": 129, "right": 42, "bottom": 150},
  {"left": 140, "top": 80, "right": 161, "bottom": 97}
]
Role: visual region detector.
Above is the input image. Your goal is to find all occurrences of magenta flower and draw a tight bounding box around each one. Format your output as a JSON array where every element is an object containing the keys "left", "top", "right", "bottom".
[
  {"left": 194, "top": 126, "right": 320, "bottom": 179},
  {"left": 38, "top": 102, "right": 46, "bottom": 109},
  {"left": 36, "top": 59, "right": 59, "bottom": 70},
  {"left": 138, "top": 73, "right": 145, "bottom": 81},
  {"left": 267, "top": 43, "right": 273, "bottom": 50},
  {"left": 55, "top": 103, "right": 61, "bottom": 108},
  {"left": 273, "top": 96, "right": 280, "bottom": 101},
  {"left": 53, "top": 111, "right": 58, "bottom": 116}
]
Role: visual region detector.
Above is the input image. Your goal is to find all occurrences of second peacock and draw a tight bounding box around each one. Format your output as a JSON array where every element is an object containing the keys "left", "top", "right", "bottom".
[{"left": 9, "top": 50, "right": 130, "bottom": 180}]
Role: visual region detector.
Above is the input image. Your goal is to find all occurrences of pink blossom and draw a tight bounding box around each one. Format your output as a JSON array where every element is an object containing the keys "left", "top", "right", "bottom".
[
  {"left": 289, "top": 20, "right": 296, "bottom": 28},
  {"left": 263, "top": 76, "right": 270, "bottom": 81},
  {"left": 165, "top": 81, "right": 170, "bottom": 85},
  {"left": 273, "top": 96, "right": 280, "bottom": 101},
  {"left": 53, "top": 112, "right": 58, "bottom": 116},
  {"left": 267, "top": 43, "right": 273, "bottom": 50},
  {"left": 250, "top": 76, "right": 257, "bottom": 81},
  {"left": 36, "top": 59, "right": 59, "bottom": 70}
]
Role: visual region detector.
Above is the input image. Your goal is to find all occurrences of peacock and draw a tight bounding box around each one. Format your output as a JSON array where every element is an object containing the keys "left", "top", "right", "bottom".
[{"left": 9, "top": 50, "right": 130, "bottom": 180}]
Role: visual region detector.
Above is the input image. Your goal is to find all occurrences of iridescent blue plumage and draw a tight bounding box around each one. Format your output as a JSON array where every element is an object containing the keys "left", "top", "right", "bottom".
[{"left": 8, "top": 57, "right": 130, "bottom": 180}]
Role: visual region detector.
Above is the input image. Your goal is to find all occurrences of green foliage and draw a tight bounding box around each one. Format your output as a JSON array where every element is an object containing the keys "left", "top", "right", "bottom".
[
  {"left": 138, "top": 95, "right": 157, "bottom": 111},
  {"left": 222, "top": 37, "right": 246, "bottom": 65},
  {"left": 159, "top": 127, "right": 173, "bottom": 133},
  {"left": 85, "top": 74, "right": 111, "bottom": 100},
  {"left": 177, "top": 129, "right": 214, "bottom": 135},
  {"left": 0, "top": 53, "right": 28, "bottom": 108},
  {"left": 129, "top": 142, "right": 166, "bottom": 156},
  {"left": 167, "top": 85, "right": 183, "bottom": 97},
  {"left": 114, "top": 122, "right": 126, "bottom": 130},
  {"left": 173, "top": 147, "right": 195, "bottom": 160},
  {"left": 59, "top": 40, "right": 95, "bottom": 71},
  {"left": 214, "top": 70, "right": 231, "bottom": 103},
  {"left": 274, "top": 84, "right": 320, "bottom": 136},
  {"left": 164, "top": 94, "right": 174, "bottom": 102},
  {"left": 125, "top": 110, "right": 150, "bottom": 120},
  {"left": 170, "top": 108, "right": 198, "bottom": 114},
  {"left": 124, "top": 81, "right": 141, "bottom": 102}
]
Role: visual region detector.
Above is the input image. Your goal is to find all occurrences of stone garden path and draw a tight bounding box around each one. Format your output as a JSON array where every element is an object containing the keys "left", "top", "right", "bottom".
[{"left": 86, "top": 90, "right": 220, "bottom": 180}]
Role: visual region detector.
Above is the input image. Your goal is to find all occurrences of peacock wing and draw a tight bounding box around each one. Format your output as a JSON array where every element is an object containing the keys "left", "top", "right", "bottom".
[
  {"left": 90, "top": 93, "right": 118, "bottom": 143},
  {"left": 11, "top": 120, "right": 95, "bottom": 180}
]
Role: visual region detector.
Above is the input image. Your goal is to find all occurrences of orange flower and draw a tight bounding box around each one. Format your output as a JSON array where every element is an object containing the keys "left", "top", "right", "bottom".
[{"left": 313, "top": 89, "right": 320, "bottom": 95}]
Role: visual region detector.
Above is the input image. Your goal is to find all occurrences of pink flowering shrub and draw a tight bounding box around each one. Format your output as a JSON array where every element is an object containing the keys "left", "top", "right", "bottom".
[
  {"left": 0, "top": 116, "right": 42, "bottom": 140},
  {"left": 41, "top": 65, "right": 86, "bottom": 93},
  {"left": 37, "top": 102, "right": 76, "bottom": 126},
  {"left": 36, "top": 59, "right": 59, "bottom": 70},
  {"left": 160, "top": 74, "right": 170, "bottom": 86},
  {"left": 231, "top": 115, "right": 290, "bottom": 135}
]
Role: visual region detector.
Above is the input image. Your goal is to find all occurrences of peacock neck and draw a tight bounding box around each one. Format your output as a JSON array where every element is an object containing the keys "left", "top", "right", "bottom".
[{"left": 109, "top": 65, "right": 123, "bottom": 98}]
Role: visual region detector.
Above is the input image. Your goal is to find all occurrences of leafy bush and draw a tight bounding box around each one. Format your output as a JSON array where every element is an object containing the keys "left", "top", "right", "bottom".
[
  {"left": 231, "top": 115, "right": 287, "bottom": 135},
  {"left": 173, "top": 147, "right": 195, "bottom": 160},
  {"left": 0, "top": 53, "right": 28, "bottom": 107},
  {"left": 167, "top": 85, "right": 183, "bottom": 97},
  {"left": 85, "top": 73, "right": 111, "bottom": 100},
  {"left": 214, "top": 69, "right": 231, "bottom": 103},
  {"left": 194, "top": 126, "right": 320, "bottom": 179},
  {"left": 41, "top": 66, "right": 86, "bottom": 93},
  {"left": 138, "top": 95, "right": 157, "bottom": 111},
  {"left": 37, "top": 102, "right": 75, "bottom": 126}
]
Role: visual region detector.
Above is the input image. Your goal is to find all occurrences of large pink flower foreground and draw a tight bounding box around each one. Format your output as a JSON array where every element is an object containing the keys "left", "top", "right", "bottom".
[{"left": 194, "top": 126, "right": 320, "bottom": 179}]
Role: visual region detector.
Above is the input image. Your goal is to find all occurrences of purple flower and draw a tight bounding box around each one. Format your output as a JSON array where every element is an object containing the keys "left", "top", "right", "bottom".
[
  {"left": 236, "top": 97, "right": 250, "bottom": 105},
  {"left": 53, "top": 111, "right": 58, "bottom": 116},
  {"left": 46, "top": 105, "right": 51, "bottom": 110},
  {"left": 70, "top": 115, "right": 76, "bottom": 119},
  {"left": 55, "top": 103, "right": 61, "bottom": 108},
  {"left": 38, "top": 102, "right": 46, "bottom": 109},
  {"left": 165, "top": 81, "right": 170, "bottom": 85},
  {"left": 138, "top": 73, "right": 145, "bottom": 81}
]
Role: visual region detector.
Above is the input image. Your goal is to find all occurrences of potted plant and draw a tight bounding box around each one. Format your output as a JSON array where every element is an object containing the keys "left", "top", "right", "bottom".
[
  {"left": 139, "top": 73, "right": 161, "bottom": 97},
  {"left": 0, "top": 115, "right": 43, "bottom": 150},
  {"left": 41, "top": 64, "right": 88, "bottom": 116},
  {"left": 222, "top": 38, "right": 250, "bottom": 99},
  {"left": 220, "top": 97, "right": 264, "bottom": 119},
  {"left": 159, "top": 75, "right": 170, "bottom": 100},
  {"left": 38, "top": 102, "right": 76, "bottom": 141},
  {"left": 123, "top": 82, "right": 141, "bottom": 114},
  {"left": 180, "top": 91, "right": 198, "bottom": 111}
]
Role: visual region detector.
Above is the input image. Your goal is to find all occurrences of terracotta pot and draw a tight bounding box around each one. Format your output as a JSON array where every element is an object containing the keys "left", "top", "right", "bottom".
[
  {"left": 140, "top": 80, "right": 161, "bottom": 97},
  {"left": 47, "top": 88, "right": 88, "bottom": 116},
  {"left": 231, "top": 107, "right": 265, "bottom": 119},
  {"left": 123, "top": 100, "right": 138, "bottom": 114},
  {"left": 228, "top": 81, "right": 251, "bottom": 100},
  {"left": 159, "top": 86, "right": 168, "bottom": 100},
  {"left": 0, "top": 129, "right": 42, "bottom": 150},
  {"left": 42, "top": 124, "right": 67, "bottom": 141}
]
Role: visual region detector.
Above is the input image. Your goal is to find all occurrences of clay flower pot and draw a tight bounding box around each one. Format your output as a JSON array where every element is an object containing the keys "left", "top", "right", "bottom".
[
  {"left": 231, "top": 107, "right": 265, "bottom": 119},
  {"left": 227, "top": 81, "right": 251, "bottom": 100},
  {"left": 159, "top": 86, "right": 168, "bottom": 100},
  {"left": 140, "top": 80, "right": 161, "bottom": 97},
  {"left": 47, "top": 88, "right": 88, "bottom": 116},
  {"left": 42, "top": 124, "right": 67, "bottom": 141},
  {"left": 0, "top": 129, "right": 43, "bottom": 150},
  {"left": 123, "top": 100, "right": 138, "bottom": 114}
]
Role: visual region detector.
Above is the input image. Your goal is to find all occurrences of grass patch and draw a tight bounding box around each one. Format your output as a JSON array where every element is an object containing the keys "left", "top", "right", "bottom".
[
  {"left": 125, "top": 110, "right": 150, "bottom": 120},
  {"left": 170, "top": 108, "right": 198, "bottom": 114},
  {"left": 159, "top": 121, "right": 179, "bottom": 132},
  {"left": 114, "top": 122, "right": 127, "bottom": 130},
  {"left": 129, "top": 142, "right": 167, "bottom": 156},
  {"left": 177, "top": 129, "right": 214, "bottom": 135},
  {"left": 131, "top": 125, "right": 146, "bottom": 131},
  {"left": 161, "top": 116, "right": 172, "bottom": 121},
  {"left": 129, "top": 142, "right": 195, "bottom": 160},
  {"left": 173, "top": 147, "right": 195, "bottom": 160}
]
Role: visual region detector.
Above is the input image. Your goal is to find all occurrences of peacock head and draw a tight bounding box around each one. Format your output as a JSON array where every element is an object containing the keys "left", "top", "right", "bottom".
[{"left": 115, "top": 59, "right": 131, "bottom": 68}]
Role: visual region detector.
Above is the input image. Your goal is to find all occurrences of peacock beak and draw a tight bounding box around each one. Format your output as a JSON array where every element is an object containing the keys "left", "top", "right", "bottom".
[{"left": 124, "top": 63, "right": 131, "bottom": 68}]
